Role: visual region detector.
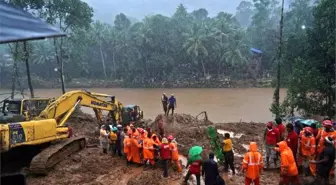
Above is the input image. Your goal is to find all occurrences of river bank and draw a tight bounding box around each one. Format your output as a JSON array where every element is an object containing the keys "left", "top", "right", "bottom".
[{"left": 0, "top": 76, "right": 273, "bottom": 89}]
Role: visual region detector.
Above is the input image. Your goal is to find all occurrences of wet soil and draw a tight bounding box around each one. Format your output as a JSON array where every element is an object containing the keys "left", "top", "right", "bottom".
[{"left": 25, "top": 113, "right": 315, "bottom": 185}]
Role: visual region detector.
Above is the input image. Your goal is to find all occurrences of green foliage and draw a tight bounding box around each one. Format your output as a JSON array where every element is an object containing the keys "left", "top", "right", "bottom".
[{"left": 280, "top": 0, "right": 336, "bottom": 118}]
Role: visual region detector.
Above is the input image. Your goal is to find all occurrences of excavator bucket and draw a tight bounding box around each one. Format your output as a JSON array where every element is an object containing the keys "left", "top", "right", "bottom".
[{"left": 206, "top": 126, "right": 224, "bottom": 163}]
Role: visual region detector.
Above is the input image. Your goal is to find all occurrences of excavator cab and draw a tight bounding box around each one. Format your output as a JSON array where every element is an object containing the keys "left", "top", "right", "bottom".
[{"left": 0, "top": 98, "right": 51, "bottom": 123}]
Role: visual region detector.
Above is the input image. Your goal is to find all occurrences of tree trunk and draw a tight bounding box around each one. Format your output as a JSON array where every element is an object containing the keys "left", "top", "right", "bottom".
[
  {"left": 10, "top": 43, "right": 19, "bottom": 99},
  {"left": 112, "top": 51, "right": 116, "bottom": 79},
  {"left": 273, "top": 0, "right": 285, "bottom": 118},
  {"left": 200, "top": 59, "right": 207, "bottom": 78},
  {"left": 23, "top": 41, "right": 34, "bottom": 98},
  {"left": 99, "top": 43, "right": 107, "bottom": 78},
  {"left": 54, "top": 38, "right": 66, "bottom": 94}
]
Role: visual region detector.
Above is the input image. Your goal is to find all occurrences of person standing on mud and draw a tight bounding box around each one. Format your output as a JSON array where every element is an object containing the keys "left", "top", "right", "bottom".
[
  {"left": 161, "top": 93, "right": 168, "bottom": 115},
  {"left": 116, "top": 125, "right": 123, "bottom": 157},
  {"left": 275, "top": 118, "right": 286, "bottom": 141},
  {"left": 202, "top": 152, "right": 221, "bottom": 185},
  {"left": 222, "top": 133, "right": 235, "bottom": 175},
  {"left": 160, "top": 138, "right": 171, "bottom": 178},
  {"left": 99, "top": 125, "right": 109, "bottom": 154},
  {"left": 264, "top": 121, "right": 280, "bottom": 168},
  {"left": 277, "top": 141, "right": 300, "bottom": 185},
  {"left": 310, "top": 136, "right": 335, "bottom": 185},
  {"left": 285, "top": 124, "right": 298, "bottom": 165},
  {"left": 167, "top": 94, "right": 176, "bottom": 116},
  {"left": 241, "top": 142, "right": 263, "bottom": 185}
]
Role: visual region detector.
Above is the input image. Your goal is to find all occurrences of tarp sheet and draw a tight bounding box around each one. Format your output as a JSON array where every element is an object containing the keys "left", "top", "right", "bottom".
[
  {"left": 250, "top": 48, "right": 263, "bottom": 54},
  {"left": 0, "top": 2, "right": 66, "bottom": 44}
]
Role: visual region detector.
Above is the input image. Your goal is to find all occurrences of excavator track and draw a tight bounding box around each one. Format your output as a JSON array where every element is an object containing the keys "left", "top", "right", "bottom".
[{"left": 30, "top": 136, "right": 86, "bottom": 175}]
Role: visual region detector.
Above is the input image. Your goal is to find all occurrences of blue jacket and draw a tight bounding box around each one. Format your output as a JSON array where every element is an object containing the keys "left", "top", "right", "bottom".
[{"left": 168, "top": 97, "right": 176, "bottom": 107}]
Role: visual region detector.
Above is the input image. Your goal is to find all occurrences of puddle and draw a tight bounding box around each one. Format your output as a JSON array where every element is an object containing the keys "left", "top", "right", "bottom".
[{"left": 217, "top": 129, "right": 244, "bottom": 139}]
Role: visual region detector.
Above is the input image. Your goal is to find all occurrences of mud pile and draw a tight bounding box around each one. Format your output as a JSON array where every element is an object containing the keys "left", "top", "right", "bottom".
[
  {"left": 68, "top": 110, "right": 99, "bottom": 145},
  {"left": 150, "top": 114, "right": 213, "bottom": 158}
]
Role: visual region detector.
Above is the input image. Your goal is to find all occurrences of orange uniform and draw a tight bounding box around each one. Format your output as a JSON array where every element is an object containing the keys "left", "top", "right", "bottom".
[
  {"left": 130, "top": 136, "right": 142, "bottom": 164},
  {"left": 151, "top": 134, "right": 162, "bottom": 145},
  {"left": 316, "top": 129, "right": 336, "bottom": 154},
  {"left": 169, "top": 141, "right": 182, "bottom": 172},
  {"left": 242, "top": 142, "right": 263, "bottom": 185},
  {"left": 123, "top": 136, "right": 132, "bottom": 161},
  {"left": 143, "top": 137, "right": 155, "bottom": 165},
  {"left": 278, "top": 141, "right": 300, "bottom": 185},
  {"left": 140, "top": 131, "right": 148, "bottom": 141},
  {"left": 298, "top": 129, "right": 316, "bottom": 176}
]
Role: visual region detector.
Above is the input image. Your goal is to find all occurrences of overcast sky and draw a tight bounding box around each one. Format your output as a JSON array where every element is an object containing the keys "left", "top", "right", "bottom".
[
  {"left": 83, "top": 0, "right": 293, "bottom": 24},
  {"left": 83, "top": 0, "right": 242, "bottom": 23}
]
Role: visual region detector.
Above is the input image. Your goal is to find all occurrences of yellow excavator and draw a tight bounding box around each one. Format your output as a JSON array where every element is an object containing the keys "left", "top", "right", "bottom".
[
  {"left": 0, "top": 90, "right": 125, "bottom": 175},
  {"left": 0, "top": 98, "right": 52, "bottom": 122}
]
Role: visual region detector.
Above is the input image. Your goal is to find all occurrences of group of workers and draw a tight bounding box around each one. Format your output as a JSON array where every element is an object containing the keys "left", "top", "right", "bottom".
[
  {"left": 235, "top": 118, "right": 335, "bottom": 185},
  {"left": 161, "top": 93, "right": 177, "bottom": 116},
  {"left": 99, "top": 121, "right": 225, "bottom": 185},
  {"left": 99, "top": 109, "right": 335, "bottom": 185},
  {"left": 99, "top": 122, "right": 182, "bottom": 175}
]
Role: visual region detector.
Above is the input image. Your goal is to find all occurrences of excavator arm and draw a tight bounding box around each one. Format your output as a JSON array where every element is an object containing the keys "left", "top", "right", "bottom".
[{"left": 37, "top": 90, "right": 122, "bottom": 126}]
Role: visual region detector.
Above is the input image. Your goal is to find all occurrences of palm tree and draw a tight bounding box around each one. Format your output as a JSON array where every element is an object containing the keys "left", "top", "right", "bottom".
[{"left": 183, "top": 24, "right": 211, "bottom": 78}]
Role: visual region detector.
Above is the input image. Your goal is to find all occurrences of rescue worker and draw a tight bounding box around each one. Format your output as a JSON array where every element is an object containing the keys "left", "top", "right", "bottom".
[
  {"left": 275, "top": 118, "right": 286, "bottom": 141},
  {"left": 99, "top": 125, "right": 109, "bottom": 154},
  {"left": 152, "top": 134, "right": 161, "bottom": 162},
  {"left": 168, "top": 135, "right": 182, "bottom": 172},
  {"left": 241, "top": 142, "right": 263, "bottom": 185},
  {"left": 316, "top": 120, "right": 336, "bottom": 155},
  {"left": 109, "top": 127, "right": 118, "bottom": 156},
  {"left": 167, "top": 94, "right": 176, "bottom": 116},
  {"left": 298, "top": 127, "right": 316, "bottom": 176},
  {"left": 118, "top": 124, "right": 125, "bottom": 156},
  {"left": 315, "top": 120, "right": 336, "bottom": 177},
  {"left": 311, "top": 136, "right": 335, "bottom": 185},
  {"left": 264, "top": 121, "right": 280, "bottom": 168},
  {"left": 130, "top": 134, "right": 142, "bottom": 166},
  {"left": 160, "top": 138, "right": 171, "bottom": 178},
  {"left": 202, "top": 152, "right": 221, "bottom": 185},
  {"left": 184, "top": 154, "right": 202, "bottom": 185},
  {"left": 161, "top": 93, "right": 168, "bottom": 115},
  {"left": 222, "top": 133, "right": 235, "bottom": 175},
  {"left": 123, "top": 131, "right": 132, "bottom": 166},
  {"left": 277, "top": 141, "right": 300, "bottom": 185},
  {"left": 285, "top": 124, "right": 298, "bottom": 164},
  {"left": 143, "top": 135, "right": 155, "bottom": 169}
]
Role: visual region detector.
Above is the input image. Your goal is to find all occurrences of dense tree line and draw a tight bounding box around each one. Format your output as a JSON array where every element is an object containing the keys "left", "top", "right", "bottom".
[{"left": 0, "top": 0, "right": 334, "bottom": 118}]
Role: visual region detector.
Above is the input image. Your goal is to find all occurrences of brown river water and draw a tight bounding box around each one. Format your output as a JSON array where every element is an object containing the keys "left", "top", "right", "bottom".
[{"left": 0, "top": 88, "right": 286, "bottom": 123}]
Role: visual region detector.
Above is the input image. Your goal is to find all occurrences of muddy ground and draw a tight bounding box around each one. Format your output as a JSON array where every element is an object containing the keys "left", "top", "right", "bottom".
[{"left": 26, "top": 113, "right": 323, "bottom": 185}]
